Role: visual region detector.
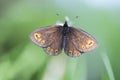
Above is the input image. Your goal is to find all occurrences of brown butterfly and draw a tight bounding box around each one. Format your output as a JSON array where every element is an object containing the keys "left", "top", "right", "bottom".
[{"left": 29, "top": 21, "right": 98, "bottom": 57}]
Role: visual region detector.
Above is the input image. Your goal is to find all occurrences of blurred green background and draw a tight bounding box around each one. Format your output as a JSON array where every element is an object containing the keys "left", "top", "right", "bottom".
[{"left": 0, "top": 0, "right": 120, "bottom": 80}]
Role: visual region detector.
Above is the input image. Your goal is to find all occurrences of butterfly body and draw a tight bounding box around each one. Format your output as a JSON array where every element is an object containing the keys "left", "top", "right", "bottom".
[{"left": 30, "top": 21, "right": 98, "bottom": 57}]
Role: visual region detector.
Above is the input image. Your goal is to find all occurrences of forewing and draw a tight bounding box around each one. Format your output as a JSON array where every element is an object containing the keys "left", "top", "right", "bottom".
[
  {"left": 64, "top": 27, "right": 98, "bottom": 57},
  {"left": 30, "top": 25, "right": 63, "bottom": 56}
]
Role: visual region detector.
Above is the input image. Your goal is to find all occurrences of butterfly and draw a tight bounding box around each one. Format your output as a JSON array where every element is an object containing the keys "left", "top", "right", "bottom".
[{"left": 29, "top": 21, "right": 98, "bottom": 57}]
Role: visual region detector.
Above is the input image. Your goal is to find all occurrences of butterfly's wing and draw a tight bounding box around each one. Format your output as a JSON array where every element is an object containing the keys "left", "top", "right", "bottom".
[
  {"left": 30, "top": 25, "right": 63, "bottom": 56},
  {"left": 64, "top": 27, "right": 98, "bottom": 57}
]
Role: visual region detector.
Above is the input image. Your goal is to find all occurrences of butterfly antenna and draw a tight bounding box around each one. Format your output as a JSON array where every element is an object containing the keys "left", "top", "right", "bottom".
[
  {"left": 65, "top": 16, "right": 69, "bottom": 22},
  {"left": 65, "top": 16, "right": 72, "bottom": 26}
]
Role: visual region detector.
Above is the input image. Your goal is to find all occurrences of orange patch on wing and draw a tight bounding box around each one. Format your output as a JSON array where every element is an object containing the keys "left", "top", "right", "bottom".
[
  {"left": 41, "top": 40, "right": 46, "bottom": 44},
  {"left": 86, "top": 40, "right": 94, "bottom": 48},
  {"left": 34, "top": 33, "right": 41, "bottom": 40}
]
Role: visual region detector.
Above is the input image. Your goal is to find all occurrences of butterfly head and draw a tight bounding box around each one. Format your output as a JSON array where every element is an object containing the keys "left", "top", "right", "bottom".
[
  {"left": 63, "top": 21, "right": 68, "bottom": 28},
  {"left": 63, "top": 21, "right": 71, "bottom": 36}
]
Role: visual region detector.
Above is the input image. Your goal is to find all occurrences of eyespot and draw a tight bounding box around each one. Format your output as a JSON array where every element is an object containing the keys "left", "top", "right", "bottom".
[
  {"left": 34, "top": 33, "right": 41, "bottom": 40},
  {"left": 50, "top": 49, "right": 54, "bottom": 52},
  {"left": 73, "top": 50, "right": 78, "bottom": 54},
  {"left": 87, "top": 40, "right": 94, "bottom": 46},
  {"left": 82, "top": 45, "right": 85, "bottom": 49},
  {"left": 47, "top": 47, "right": 51, "bottom": 51},
  {"left": 69, "top": 50, "right": 72, "bottom": 54},
  {"left": 86, "top": 40, "right": 94, "bottom": 48},
  {"left": 41, "top": 40, "right": 46, "bottom": 44},
  {"left": 55, "top": 49, "right": 58, "bottom": 53},
  {"left": 38, "top": 38, "right": 42, "bottom": 42}
]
